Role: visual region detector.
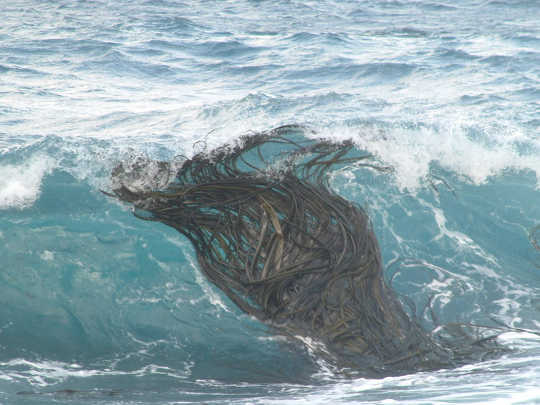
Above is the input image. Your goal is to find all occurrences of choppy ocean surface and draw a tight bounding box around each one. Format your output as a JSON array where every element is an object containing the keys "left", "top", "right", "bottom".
[{"left": 1, "top": 0, "right": 539, "bottom": 403}]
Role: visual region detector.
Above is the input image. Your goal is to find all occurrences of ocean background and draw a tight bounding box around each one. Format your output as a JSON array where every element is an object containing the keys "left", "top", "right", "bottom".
[{"left": 1, "top": 0, "right": 539, "bottom": 403}]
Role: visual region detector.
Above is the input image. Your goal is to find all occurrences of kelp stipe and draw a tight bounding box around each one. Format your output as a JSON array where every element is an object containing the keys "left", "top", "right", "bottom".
[{"left": 105, "top": 126, "right": 506, "bottom": 377}]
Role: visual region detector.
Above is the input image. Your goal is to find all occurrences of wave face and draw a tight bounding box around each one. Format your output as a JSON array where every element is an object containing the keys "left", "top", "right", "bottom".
[{"left": 0, "top": 0, "right": 539, "bottom": 403}]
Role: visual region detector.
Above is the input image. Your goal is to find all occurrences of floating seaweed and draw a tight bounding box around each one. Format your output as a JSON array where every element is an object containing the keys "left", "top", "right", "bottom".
[{"left": 105, "top": 125, "right": 507, "bottom": 377}]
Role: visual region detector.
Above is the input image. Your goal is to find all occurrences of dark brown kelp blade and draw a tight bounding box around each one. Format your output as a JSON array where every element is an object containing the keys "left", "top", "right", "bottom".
[{"left": 106, "top": 126, "right": 506, "bottom": 377}]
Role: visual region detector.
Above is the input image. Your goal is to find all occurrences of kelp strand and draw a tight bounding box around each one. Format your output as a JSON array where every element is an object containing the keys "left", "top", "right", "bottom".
[{"left": 107, "top": 126, "right": 509, "bottom": 377}]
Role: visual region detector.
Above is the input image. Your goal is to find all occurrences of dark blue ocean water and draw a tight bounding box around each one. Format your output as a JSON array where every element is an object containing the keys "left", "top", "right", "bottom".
[{"left": 1, "top": 0, "right": 539, "bottom": 403}]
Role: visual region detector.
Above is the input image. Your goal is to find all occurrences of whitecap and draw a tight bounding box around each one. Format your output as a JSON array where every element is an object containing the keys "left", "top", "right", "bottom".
[{"left": 0, "top": 155, "right": 56, "bottom": 210}]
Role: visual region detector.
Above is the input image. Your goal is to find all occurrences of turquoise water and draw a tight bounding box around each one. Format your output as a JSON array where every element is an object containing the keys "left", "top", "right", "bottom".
[{"left": 1, "top": 0, "right": 539, "bottom": 403}]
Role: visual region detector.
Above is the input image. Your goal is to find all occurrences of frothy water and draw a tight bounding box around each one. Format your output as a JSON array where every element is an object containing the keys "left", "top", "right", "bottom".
[
  {"left": 0, "top": 156, "right": 55, "bottom": 209},
  {"left": 1, "top": 0, "right": 539, "bottom": 403}
]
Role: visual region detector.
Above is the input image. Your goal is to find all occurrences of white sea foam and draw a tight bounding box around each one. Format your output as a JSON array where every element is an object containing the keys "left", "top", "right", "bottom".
[
  {"left": 39, "top": 250, "right": 54, "bottom": 261},
  {"left": 186, "top": 253, "right": 231, "bottom": 314},
  {"left": 0, "top": 359, "right": 96, "bottom": 387},
  {"left": 317, "top": 120, "right": 539, "bottom": 191},
  {"left": 0, "top": 156, "right": 55, "bottom": 210},
  {"left": 0, "top": 357, "right": 191, "bottom": 387}
]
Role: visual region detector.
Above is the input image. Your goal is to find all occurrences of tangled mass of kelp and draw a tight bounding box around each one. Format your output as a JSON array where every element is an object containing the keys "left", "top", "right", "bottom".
[{"left": 106, "top": 126, "right": 508, "bottom": 377}]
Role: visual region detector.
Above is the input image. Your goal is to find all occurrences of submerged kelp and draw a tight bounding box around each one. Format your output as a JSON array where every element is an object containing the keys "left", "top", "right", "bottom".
[{"left": 106, "top": 126, "right": 505, "bottom": 377}]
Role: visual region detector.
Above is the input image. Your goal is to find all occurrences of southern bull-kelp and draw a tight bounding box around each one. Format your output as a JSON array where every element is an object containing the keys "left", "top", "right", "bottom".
[{"left": 106, "top": 125, "right": 505, "bottom": 377}]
